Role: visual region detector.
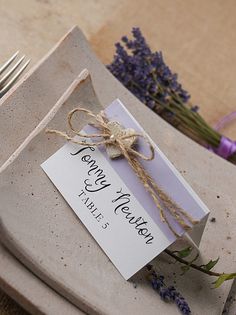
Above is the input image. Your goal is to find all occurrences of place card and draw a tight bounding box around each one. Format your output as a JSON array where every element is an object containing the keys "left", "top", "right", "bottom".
[{"left": 41, "top": 99, "right": 209, "bottom": 280}]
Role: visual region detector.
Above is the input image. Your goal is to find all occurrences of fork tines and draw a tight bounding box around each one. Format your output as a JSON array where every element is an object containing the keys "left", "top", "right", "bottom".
[{"left": 0, "top": 51, "right": 30, "bottom": 97}]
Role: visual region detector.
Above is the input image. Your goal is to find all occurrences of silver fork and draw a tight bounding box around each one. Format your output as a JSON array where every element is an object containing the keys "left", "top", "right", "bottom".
[{"left": 0, "top": 51, "right": 30, "bottom": 98}]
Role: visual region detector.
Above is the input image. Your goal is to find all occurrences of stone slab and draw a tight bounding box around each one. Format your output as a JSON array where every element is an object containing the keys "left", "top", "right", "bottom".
[
  {"left": 0, "top": 28, "right": 92, "bottom": 315},
  {"left": 0, "top": 27, "right": 236, "bottom": 315}
]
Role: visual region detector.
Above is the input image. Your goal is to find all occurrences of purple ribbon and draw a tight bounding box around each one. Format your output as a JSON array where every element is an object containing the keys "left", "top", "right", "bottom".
[
  {"left": 212, "top": 111, "right": 236, "bottom": 159},
  {"left": 213, "top": 136, "right": 236, "bottom": 159}
]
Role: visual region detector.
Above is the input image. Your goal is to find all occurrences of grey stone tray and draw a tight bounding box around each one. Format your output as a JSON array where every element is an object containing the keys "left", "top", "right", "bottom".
[
  {"left": 0, "top": 26, "right": 236, "bottom": 315},
  {"left": 0, "top": 28, "right": 88, "bottom": 315}
]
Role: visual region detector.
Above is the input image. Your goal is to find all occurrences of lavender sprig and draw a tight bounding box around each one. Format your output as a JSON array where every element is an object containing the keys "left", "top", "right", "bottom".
[
  {"left": 146, "top": 247, "right": 236, "bottom": 313},
  {"left": 164, "top": 248, "right": 236, "bottom": 288},
  {"left": 107, "top": 27, "right": 236, "bottom": 164},
  {"left": 147, "top": 265, "right": 191, "bottom": 315}
]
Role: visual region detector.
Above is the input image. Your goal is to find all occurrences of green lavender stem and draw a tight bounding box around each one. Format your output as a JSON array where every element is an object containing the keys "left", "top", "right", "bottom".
[
  {"left": 129, "top": 80, "right": 236, "bottom": 163},
  {"left": 164, "top": 249, "right": 221, "bottom": 277}
]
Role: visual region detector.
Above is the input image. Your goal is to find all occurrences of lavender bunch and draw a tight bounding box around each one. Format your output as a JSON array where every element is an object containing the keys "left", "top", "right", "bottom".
[
  {"left": 107, "top": 28, "right": 236, "bottom": 164},
  {"left": 147, "top": 265, "right": 191, "bottom": 315}
]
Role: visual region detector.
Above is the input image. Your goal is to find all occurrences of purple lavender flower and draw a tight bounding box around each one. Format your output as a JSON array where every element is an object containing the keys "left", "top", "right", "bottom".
[
  {"left": 108, "top": 29, "right": 236, "bottom": 165},
  {"left": 191, "top": 105, "right": 199, "bottom": 112},
  {"left": 147, "top": 265, "right": 191, "bottom": 315},
  {"left": 107, "top": 27, "right": 191, "bottom": 110}
]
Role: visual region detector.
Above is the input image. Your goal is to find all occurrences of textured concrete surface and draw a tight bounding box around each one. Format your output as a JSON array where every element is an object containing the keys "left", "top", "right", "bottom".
[
  {"left": 0, "top": 29, "right": 91, "bottom": 315},
  {"left": 0, "top": 2, "right": 124, "bottom": 313},
  {"left": 0, "top": 27, "right": 236, "bottom": 315},
  {"left": 0, "top": 1, "right": 236, "bottom": 314}
]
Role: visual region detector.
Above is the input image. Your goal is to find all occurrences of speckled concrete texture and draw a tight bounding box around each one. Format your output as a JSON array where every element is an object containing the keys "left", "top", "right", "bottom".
[{"left": 0, "top": 27, "right": 235, "bottom": 315}]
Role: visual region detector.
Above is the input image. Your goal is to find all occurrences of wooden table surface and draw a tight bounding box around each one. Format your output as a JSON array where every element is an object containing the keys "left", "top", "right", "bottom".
[
  {"left": 90, "top": 0, "right": 236, "bottom": 140},
  {"left": 0, "top": 1, "right": 235, "bottom": 314}
]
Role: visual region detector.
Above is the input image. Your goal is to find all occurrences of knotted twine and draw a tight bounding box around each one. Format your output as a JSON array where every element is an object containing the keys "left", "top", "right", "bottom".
[{"left": 47, "top": 107, "right": 198, "bottom": 237}]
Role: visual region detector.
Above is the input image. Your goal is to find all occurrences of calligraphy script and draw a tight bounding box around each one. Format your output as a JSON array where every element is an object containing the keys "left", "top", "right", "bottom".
[
  {"left": 70, "top": 146, "right": 111, "bottom": 192},
  {"left": 112, "top": 188, "right": 154, "bottom": 244}
]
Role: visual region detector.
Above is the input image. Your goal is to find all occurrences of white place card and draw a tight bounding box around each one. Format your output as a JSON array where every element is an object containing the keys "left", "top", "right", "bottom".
[{"left": 41, "top": 99, "right": 209, "bottom": 280}]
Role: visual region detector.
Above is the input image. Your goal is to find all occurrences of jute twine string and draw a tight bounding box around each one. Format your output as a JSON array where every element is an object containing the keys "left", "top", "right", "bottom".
[{"left": 47, "top": 107, "right": 198, "bottom": 237}]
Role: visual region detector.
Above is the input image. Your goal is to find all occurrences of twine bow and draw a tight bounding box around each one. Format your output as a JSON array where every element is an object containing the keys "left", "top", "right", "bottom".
[{"left": 47, "top": 107, "right": 198, "bottom": 237}]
